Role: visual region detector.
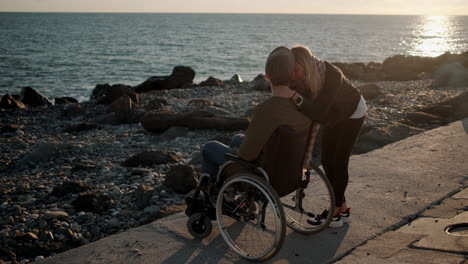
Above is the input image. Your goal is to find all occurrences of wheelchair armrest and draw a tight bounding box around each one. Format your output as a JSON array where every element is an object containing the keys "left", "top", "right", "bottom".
[{"left": 224, "top": 153, "right": 259, "bottom": 169}]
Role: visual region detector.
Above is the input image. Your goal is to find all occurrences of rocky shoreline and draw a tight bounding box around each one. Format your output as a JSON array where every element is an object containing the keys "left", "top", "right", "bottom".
[{"left": 1, "top": 52, "right": 468, "bottom": 263}]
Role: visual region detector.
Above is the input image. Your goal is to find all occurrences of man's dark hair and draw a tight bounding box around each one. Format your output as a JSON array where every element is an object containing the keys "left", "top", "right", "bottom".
[{"left": 265, "top": 46, "right": 295, "bottom": 86}]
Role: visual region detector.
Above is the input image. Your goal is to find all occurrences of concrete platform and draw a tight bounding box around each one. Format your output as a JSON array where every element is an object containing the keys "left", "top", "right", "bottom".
[{"left": 42, "top": 121, "right": 468, "bottom": 264}]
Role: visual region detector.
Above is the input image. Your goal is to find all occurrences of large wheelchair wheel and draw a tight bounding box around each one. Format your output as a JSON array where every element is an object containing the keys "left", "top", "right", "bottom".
[
  {"left": 281, "top": 165, "right": 335, "bottom": 234},
  {"left": 216, "top": 174, "right": 286, "bottom": 262}
]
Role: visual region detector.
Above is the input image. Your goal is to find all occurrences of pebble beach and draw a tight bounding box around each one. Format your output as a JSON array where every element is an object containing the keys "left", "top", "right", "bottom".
[{"left": 1, "top": 52, "right": 468, "bottom": 263}]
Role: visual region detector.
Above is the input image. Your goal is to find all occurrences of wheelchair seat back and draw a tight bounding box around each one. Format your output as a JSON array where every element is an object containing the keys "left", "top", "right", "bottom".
[{"left": 262, "top": 125, "right": 310, "bottom": 197}]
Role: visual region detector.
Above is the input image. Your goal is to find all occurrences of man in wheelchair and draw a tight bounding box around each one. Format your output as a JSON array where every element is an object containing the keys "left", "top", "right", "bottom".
[{"left": 201, "top": 46, "right": 310, "bottom": 180}]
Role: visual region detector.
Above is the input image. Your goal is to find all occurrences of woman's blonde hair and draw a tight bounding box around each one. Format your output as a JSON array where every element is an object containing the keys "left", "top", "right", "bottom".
[{"left": 291, "top": 45, "right": 322, "bottom": 98}]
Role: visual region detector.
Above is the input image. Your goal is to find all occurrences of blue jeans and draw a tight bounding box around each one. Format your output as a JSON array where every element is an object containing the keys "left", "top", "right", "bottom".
[{"left": 201, "top": 134, "right": 244, "bottom": 176}]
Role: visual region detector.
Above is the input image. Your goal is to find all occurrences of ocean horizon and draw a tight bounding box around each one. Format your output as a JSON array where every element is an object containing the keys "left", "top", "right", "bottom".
[{"left": 1, "top": 12, "right": 467, "bottom": 101}]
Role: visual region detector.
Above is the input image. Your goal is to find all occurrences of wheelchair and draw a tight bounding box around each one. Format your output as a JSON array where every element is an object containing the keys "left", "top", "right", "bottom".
[{"left": 185, "top": 124, "right": 335, "bottom": 262}]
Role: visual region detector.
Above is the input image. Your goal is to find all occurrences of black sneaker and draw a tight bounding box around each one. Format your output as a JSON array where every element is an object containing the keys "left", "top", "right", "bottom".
[
  {"left": 307, "top": 210, "right": 343, "bottom": 228},
  {"left": 340, "top": 207, "right": 351, "bottom": 223}
]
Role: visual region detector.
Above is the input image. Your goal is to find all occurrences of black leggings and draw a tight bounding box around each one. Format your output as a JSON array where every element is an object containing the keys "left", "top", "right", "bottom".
[{"left": 321, "top": 116, "right": 365, "bottom": 207}]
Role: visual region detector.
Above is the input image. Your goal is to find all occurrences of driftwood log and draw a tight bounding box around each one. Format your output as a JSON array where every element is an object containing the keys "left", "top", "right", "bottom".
[{"left": 141, "top": 111, "right": 249, "bottom": 133}]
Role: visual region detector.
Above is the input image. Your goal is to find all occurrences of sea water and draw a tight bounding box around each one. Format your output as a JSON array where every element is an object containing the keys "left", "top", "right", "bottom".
[{"left": 0, "top": 13, "right": 467, "bottom": 100}]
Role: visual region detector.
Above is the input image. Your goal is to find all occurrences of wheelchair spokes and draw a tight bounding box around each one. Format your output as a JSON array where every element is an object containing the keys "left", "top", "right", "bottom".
[{"left": 216, "top": 174, "right": 286, "bottom": 262}]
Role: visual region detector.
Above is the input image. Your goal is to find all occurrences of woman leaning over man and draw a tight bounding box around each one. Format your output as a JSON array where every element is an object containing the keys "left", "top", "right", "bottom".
[{"left": 290, "top": 45, "right": 367, "bottom": 228}]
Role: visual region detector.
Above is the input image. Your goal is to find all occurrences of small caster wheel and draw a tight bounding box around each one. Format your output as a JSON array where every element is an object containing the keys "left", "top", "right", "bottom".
[{"left": 187, "top": 213, "right": 212, "bottom": 239}]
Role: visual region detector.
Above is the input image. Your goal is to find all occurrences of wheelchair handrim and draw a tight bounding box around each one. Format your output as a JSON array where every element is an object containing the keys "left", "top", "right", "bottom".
[{"left": 216, "top": 175, "right": 283, "bottom": 260}]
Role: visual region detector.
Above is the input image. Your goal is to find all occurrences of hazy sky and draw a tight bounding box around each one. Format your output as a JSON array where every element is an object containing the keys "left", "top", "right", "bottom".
[{"left": 1, "top": 0, "right": 467, "bottom": 15}]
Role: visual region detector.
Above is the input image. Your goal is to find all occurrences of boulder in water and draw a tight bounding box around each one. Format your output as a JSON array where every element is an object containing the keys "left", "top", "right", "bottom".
[
  {"left": 20, "top": 87, "right": 52, "bottom": 107},
  {"left": 134, "top": 66, "right": 195, "bottom": 93}
]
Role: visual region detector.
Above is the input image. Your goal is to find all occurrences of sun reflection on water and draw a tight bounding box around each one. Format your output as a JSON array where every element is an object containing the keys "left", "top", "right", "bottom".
[{"left": 409, "top": 16, "right": 456, "bottom": 57}]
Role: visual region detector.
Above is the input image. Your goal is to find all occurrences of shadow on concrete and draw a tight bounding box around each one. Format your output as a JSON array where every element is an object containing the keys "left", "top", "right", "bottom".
[
  {"left": 273, "top": 225, "right": 350, "bottom": 263},
  {"left": 160, "top": 223, "right": 233, "bottom": 264}
]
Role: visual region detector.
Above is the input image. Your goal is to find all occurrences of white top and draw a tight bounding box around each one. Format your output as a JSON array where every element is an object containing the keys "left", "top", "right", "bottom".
[{"left": 349, "top": 95, "right": 367, "bottom": 119}]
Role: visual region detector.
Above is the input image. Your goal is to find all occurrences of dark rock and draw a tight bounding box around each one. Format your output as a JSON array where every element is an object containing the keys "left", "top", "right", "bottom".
[
  {"left": 0, "top": 94, "right": 26, "bottom": 109},
  {"left": 199, "top": 76, "right": 224, "bottom": 87},
  {"left": 64, "top": 123, "right": 98, "bottom": 133},
  {"left": 134, "top": 66, "right": 195, "bottom": 93},
  {"left": 122, "top": 150, "right": 180, "bottom": 167},
  {"left": 333, "top": 62, "right": 366, "bottom": 80},
  {"left": 382, "top": 55, "right": 437, "bottom": 81},
  {"left": 224, "top": 74, "right": 243, "bottom": 85},
  {"left": 357, "top": 83, "right": 385, "bottom": 100},
  {"left": 51, "top": 181, "right": 92, "bottom": 197},
  {"left": 71, "top": 193, "right": 114, "bottom": 213},
  {"left": 20, "top": 87, "right": 52, "bottom": 107},
  {"left": 55, "top": 97, "right": 78, "bottom": 104},
  {"left": 90, "top": 84, "right": 139, "bottom": 105},
  {"left": 141, "top": 111, "right": 249, "bottom": 133},
  {"left": 170, "top": 66, "right": 196, "bottom": 86},
  {"left": 164, "top": 165, "right": 198, "bottom": 194},
  {"left": 134, "top": 185, "right": 154, "bottom": 209},
  {"left": 432, "top": 63, "right": 468, "bottom": 88},
  {"left": 140, "top": 111, "right": 182, "bottom": 132},
  {"left": 251, "top": 74, "right": 270, "bottom": 91},
  {"left": 107, "top": 95, "right": 133, "bottom": 113}
]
